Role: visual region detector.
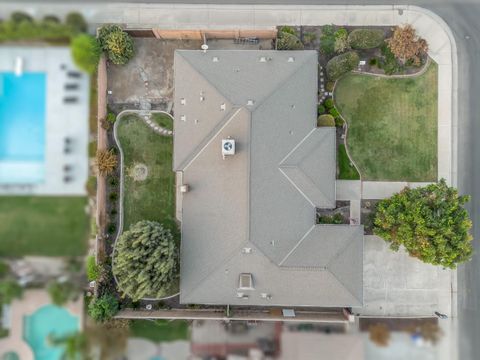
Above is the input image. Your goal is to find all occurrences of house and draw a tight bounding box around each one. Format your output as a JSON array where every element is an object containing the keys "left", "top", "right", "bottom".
[{"left": 173, "top": 50, "right": 363, "bottom": 307}]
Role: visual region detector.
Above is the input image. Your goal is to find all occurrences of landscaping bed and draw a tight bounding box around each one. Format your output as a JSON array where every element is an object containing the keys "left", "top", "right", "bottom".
[
  {"left": 0, "top": 196, "right": 89, "bottom": 256},
  {"left": 334, "top": 63, "right": 438, "bottom": 181}
]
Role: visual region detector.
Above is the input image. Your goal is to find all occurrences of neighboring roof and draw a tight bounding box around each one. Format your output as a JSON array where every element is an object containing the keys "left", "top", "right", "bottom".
[{"left": 174, "top": 50, "right": 363, "bottom": 307}]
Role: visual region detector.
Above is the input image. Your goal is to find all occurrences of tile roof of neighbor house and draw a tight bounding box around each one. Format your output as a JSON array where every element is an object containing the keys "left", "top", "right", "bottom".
[{"left": 173, "top": 50, "right": 363, "bottom": 307}]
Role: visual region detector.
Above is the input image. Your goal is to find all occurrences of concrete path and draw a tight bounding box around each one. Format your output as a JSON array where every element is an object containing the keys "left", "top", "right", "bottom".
[
  {"left": 356, "top": 235, "right": 452, "bottom": 317},
  {"left": 336, "top": 180, "right": 361, "bottom": 201},
  {"left": 362, "top": 181, "right": 433, "bottom": 199},
  {"left": 143, "top": 112, "right": 173, "bottom": 136}
]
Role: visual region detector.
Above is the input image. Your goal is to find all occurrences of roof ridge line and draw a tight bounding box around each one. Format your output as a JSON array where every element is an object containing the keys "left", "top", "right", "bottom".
[
  {"left": 325, "top": 227, "right": 361, "bottom": 270},
  {"left": 278, "top": 128, "right": 317, "bottom": 166},
  {"left": 278, "top": 167, "right": 316, "bottom": 207},
  {"left": 327, "top": 264, "right": 362, "bottom": 305},
  {"left": 181, "top": 107, "right": 244, "bottom": 171},
  {"left": 279, "top": 225, "right": 315, "bottom": 266}
]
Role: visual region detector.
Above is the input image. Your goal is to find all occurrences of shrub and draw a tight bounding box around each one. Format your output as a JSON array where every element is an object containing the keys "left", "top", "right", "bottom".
[
  {"left": 324, "top": 98, "right": 334, "bottom": 109},
  {"left": 113, "top": 220, "right": 179, "bottom": 301},
  {"left": 317, "top": 104, "right": 326, "bottom": 114},
  {"left": 11, "top": 12, "right": 33, "bottom": 23},
  {"left": 334, "top": 28, "right": 349, "bottom": 53},
  {"left": 0, "top": 17, "right": 75, "bottom": 42},
  {"left": 65, "top": 12, "right": 87, "bottom": 33},
  {"left": 277, "top": 31, "right": 304, "bottom": 50},
  {"left": 43, "top": 15, "right": 60, "bottom": 23},
  {"left": 373, "top": 179, "right": 473, "bottom": 268},
  {"left": 303, "top": 32, "right": 317, "bottom": 46},
  {"left": 108, "top": 176, "right": 119, "bottom": 187},
  {"left": 325, "top": 81, "right": 335, "bottom": 92},
  {"left": 88, "top": 294, "right": 119, "bottom": 322},
  {"left": 317, "top": 114, "right": 335, "bottom": 127},
  {"left": 107, "top": 223, "right": 116, "bottom": 234},
  {"left": 110, "top": 208, "right": 118, "bottom": 216},
  {"left": 71, "top": 34, "right": 101, "bottom": 74},
  {"left": 86, "top": 255, "right": 99, "bottom": 281},
  {"left": 329, "top": 107, "right": 340, "bottom": 118},
  {"left": 386, "top": 24, "right": 428, "bottom": 65},
  {"left": 335, "top": 117, "right": 345, "bottom": 127},
  {"left": 98, "top": 25, "right": 134, "bottom": 65},
  {"left": 318, "top": 213, "right": 344, "bottom": 224},
  {"left": 279, "top": 26, "right": 296, "bottom": 35},
  {"left": 348, "top": 29, "right": 385, "bottom": 49},
  {"left": 320, "top": 25, "right": 336, "bottom": 55},
  {"left": 380, "top": 43, "right": 402, "bottom": 75},
  {"left": 369, "top": 58, "right": 378, "bottom": 66},
  {"left": 0, "top": 279, "right": 23, "bottom": 304},
  {"left": 326, "top": 51, "right": 359, "bottom": 80},
  {"left": 96, "top": 149, "right": 117, "bottom": 176},
  {"left": 0, "top": 262, "right": 8, "bottom": 278},
  {"left": 109, "top": 192, "right": 118, "bottom": 201},
  {"left": 47, "top": 281, "right": 76, "bottom": 306},
  {"left": 107, "top": 112, "right": 116, "bottom": 124}
]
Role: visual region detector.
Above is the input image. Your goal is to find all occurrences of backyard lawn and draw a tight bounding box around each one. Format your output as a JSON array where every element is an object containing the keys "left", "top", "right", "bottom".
[
  {"left": 130, "top": 319, "right": 189, "bottom": 342},
  {"left": 334, "top": 63, "right": 438, "bottom": 181},
  {"left": 0, "top": 196, "right": 88, "bottom": 256},
  {"left": 116, "top": 114, "right": 176, "bottom": 233}
]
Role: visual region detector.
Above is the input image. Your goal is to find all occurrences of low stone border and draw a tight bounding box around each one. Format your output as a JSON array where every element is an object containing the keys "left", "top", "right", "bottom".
[
  {"left": 112, "top": 109, "right": 180, "bottom": 301},
  {"left": 352, "top": 56, "right": 432, "bottom": 79}
]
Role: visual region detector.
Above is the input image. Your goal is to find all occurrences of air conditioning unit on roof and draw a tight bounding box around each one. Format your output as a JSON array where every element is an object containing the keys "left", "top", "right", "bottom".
[{"left": 222, "top": 138, "right": 235, "bottom": 159}]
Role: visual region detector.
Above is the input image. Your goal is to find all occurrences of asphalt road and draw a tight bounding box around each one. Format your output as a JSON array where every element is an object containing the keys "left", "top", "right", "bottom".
[{"left": 3, "top": 0, "right": 479, "bottom": 358}]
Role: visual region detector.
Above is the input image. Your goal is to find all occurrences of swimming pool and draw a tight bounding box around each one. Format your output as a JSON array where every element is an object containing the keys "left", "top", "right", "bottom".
[
  {"left": 0, "top": 72, "right": 46, "bottom": 184},
  {"left": 23, "top": 305, "right": 79, "bottom": 360}
]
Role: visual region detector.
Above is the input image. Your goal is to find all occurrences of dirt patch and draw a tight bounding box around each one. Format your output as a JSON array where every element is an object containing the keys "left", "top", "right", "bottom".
[{"left": 129, "top": 163, "right": 148, "bottom": 181}]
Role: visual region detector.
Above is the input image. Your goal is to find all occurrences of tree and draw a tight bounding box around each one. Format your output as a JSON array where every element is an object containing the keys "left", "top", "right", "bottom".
[
  {"left": 0, "top": 279, "right": 23, "bottom": 304},
  {"left": 386, "top": 24, "right": 428, "bottom": 65},
  {"left": 334, "top": 28, "right": 349, "bottom": 53},
  {"left": 65, "top": 12, "right": 88, "bottom": 33},
  {"left": 88, "top": 294, "right": 119, "bottom": 322},
  {"left": 98, "top": 25, "right": 134, "bottom": 65},
  {"left": 47, "top": 280, "right": 77, "bottom": 306},
  {"left": 369, "top": 323, "right": 390, "bottom": 347},
  {"left": 373, "top": 179, "right": 473, "bottom": 268},
  {"left": 95, "top": 149, "right": 117, "bottom": 176},
  {"left": 113, "top": 220, "right": 179, "bottom": 301},
  {"left": 71, "top": 34, "right": 101, "bottom": 74},
  {"left": 276, "top": 31, "right": 304, "bottom": 50}
]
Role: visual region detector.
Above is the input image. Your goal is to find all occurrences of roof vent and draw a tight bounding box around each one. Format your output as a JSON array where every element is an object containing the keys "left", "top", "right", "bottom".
[
  {"left": 238, "top": 273, "right": 254, "bottom": 290},
  {"left": 233, "top": 67, "right": 240, "bottom": 72},
  {"left": 259, "top": 56, "right": 267, "bottom": 62},
  {"left": 261, "top": 293, "right": 272, "bottom": 300},
  {"left": 222, "top": 138, "right": 235, "bottom": 159},
  {"left": 194, "top": 119, "right": 199, "bottom": 125},
  {"left": 180, "top": 184, "right": 189, "bottom": 193},
  {"left": 220, "top": 103, "right": 226, "bottom": 111},
  {"left": 212, "top": 56, "right": 219, "bottom": 62},
  {"left": 288, "top": 56, "right": 295, "bottom": 62},
  {"left": 180, "top": 115, "right": 186, "bottom": 122},
  {"left": 246, "top": 99, "right": 255, "bottom": 106},
  {"left": 180, "top": 98, "right": 186, "bottom": 105},
  {"left": 242, "top": 247, "right": 252, "bottom": 254}
]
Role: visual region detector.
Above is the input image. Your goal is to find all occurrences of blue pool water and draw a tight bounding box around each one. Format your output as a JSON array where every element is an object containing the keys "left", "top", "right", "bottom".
[
  {"left": 0, "top": 72, "right": 46, "bottom": 184},
  {"left": 23, "top": 305, "right": 79, "bottom": 360}
]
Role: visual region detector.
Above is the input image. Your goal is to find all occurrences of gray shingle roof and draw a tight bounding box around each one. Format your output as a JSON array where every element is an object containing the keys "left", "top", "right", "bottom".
[{"left": 174, "top": 50, "right": 363, "bottom": 307}]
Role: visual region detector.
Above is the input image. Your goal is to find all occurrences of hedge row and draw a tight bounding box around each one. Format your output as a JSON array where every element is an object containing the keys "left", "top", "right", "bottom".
[
  {"left": 326, "top": 51, "right": 360, "bottom": 80},
  {"left": 348, "top": 29, "right": 385, "bottom": 50}
]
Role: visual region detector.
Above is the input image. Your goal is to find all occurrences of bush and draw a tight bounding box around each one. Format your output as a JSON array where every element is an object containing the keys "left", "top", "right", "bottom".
[
  {"left": 325, "top": 81, "right": 335, "bottom": 92},
  {"left": 98, "top": 25, "right": 134, "bottom": 65},
  {"left": 329, "top": 107, "right": 340, "bottom": 118},
  {"left": 107, "top": 223, "right": 116, "bottom": 234},
  {"left": 108, "top": 176, "right": 119, "bottom": 187},
  {"left": 279, "top": 26, "right": 296, "bottom": 35},
  {"left": 43, "top": 15, "right": 60, "bottom": 23},
  {"left": 380, "top": 43, "right": 401, "bottom": 75},
  {"left": 369, "top": 58, "right": 378, "bottom": 66},
  {"left": 335, "top": 117, "right": 345, "bottom": 127},
  {"left": 86, "top": 255, "right": 99, "bottom": 281},
  {"left": 88, "top": 294, "right": 119, "bottom": 322},
  {"left": 326, "top": 51, "right": 359, "bottom": 80},
  {"left": 65, "top": 12, "right": 87, "bottom": 33},
  {"left": 317, "top": 114, "right": 335, "bottom": 127},
  {"left": 324, "top": 98, "right": 334, "bottom": 109},
  {"left": 334, "top": 28, "right": 349, "bottom": 53},
  {"left": 303, "top": 32, "right": 317, "bottom": 46},
  {"left": 11, "top": 12, "right": 33, "bottom": 23},
  {"left": 0, "top": 17, "right": 76, "bottom": 42},
  {"left": 320, "top": 25, "right": 336, "bottom": 55},
  {"left": 277, "top": 31, "right": 304, "bottom": 50},
  {"left": 113, "top": 220, "right": 179, "bottom": 301},
  {"left": 96, "top": 149, "right": 117, "bottom": 176},
  {"left": 317, "top": 104, "right": 326, "bottom": 115},
  {"left": 47, "top": 281, "right": 76, "bottom": 306},
  {"left": 71, "top": 34, "right": 101, "bottom": 74},
  {"left": 109, "top": 192, "right": 118, "bottom": 201},
  {"left": 348, "top": 29, "right": 385, "bottom": 49},
  {"left": 318, "top": 213, "right": 344, "bottom": 224},
  {"left": 0, "top": 279, "right": 23, "bottom": 304},
  {"left": 107, "top": 112, "right": 116, "bottom": 124},
  {"left": 373, "top": 179, "right": 473, "bottom": 268}
]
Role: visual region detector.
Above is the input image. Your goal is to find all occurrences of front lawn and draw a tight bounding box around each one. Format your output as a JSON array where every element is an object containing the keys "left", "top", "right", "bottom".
[
  {"left": 334, "top": 63, "right": 438, "bottom": 181},
  {"left": 337, "top": 144, "right": 360, "bottom": 180},
  {"left": 0, "top": 196, "right": 88, "bottom": 256},
  {"left": 116, "top": 114, "right": 176, "bottom": 233},
  {"left": 130, "top": 319, "right": 189, "bottom": 342}
]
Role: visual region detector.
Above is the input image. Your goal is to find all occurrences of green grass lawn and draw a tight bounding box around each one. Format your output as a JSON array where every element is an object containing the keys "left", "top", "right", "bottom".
[
  {"left": 116, "top": 114, "right": 176, "bottom": 233},
  {"left": 0, "top": 197, "right": 88, "bottom": 256},
  {"left": 337, "top": 144, "right": 360, "bottom": 180},
  {"left": 334, "top": 63, "right": 438, "bottom": 181},
  {"left": 152, "top": 113, "right": 173, "bottom": 131},
  {"left": 130, "top": 319, "right": 189, "bottom": 342}
]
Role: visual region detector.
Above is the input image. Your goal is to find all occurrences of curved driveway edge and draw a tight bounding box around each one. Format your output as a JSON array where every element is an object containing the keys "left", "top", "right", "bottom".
[{"left": 112, "top": 110, "right": 180, "bottom": 302}]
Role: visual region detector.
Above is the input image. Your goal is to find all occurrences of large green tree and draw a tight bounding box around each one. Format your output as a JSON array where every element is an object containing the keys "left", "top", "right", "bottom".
[
  {"left": 71, "top": 34, "right": 101, "bottom": 74},
  {"left": 113, "top": 220, "right": 178, "bottom": 301},
  {"left": 0, "top": 279, "right": 23, "bottom": 304},
  {"left": 373, "top": 179, "right": 473, "bottom": 268}
]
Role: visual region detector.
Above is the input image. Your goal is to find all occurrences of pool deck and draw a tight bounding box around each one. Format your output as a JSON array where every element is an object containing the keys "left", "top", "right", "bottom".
[
  {"left": 0, "top": 46, "right": 89, "bottom": 196},
  {"left": 0, "top": 289, "right": 83, "bottom": 360}
]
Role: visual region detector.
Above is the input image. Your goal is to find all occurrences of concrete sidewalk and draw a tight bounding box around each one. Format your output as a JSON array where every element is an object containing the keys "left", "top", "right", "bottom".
[{"left": 362, "top": 181, "right": 434, "bottom": 199}]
